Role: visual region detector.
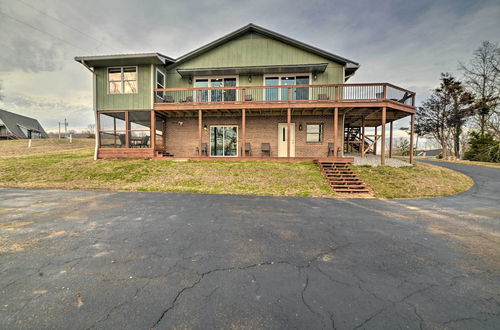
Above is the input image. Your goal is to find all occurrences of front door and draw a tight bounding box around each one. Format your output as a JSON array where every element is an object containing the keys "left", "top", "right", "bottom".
[{"left": 277, "top": 123, "right": 295, "bottom": 157}]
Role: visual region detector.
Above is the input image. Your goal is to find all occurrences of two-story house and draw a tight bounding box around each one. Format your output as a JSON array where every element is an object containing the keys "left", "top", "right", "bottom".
[{"left": 76, "top": 23, "right": 416, "bottom": 165}]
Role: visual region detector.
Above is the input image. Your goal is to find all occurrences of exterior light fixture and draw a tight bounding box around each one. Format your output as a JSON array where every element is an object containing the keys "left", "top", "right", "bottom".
[
  {"left": 248, "top": 75, "right": 252, "bottom": 82},
  {"left": 204, "top": 124, "right": 207, "bottom": 130},
  {"left": 188, "top": 76, "right": 193, "bottom": 84},
  {"left": 299, "top": 123, "right": 303, "bottom": 131},
  {"left": 178, "top": 121, "right": 183, "bottom": 126},
  {"left": 313, "top": 73, "right": 317, "bottom": 80}
]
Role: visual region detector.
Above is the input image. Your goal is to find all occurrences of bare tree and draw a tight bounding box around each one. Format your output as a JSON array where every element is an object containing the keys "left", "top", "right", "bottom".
[
  {"left": 460, "top": 41, "right": 500, "bottom": 138},
  {"left": 415, "top": 73, "right": 474, "bottom": 158}
]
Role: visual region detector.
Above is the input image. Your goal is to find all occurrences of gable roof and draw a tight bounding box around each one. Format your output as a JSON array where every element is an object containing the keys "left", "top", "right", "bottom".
[
  {"left": 171, "top": 24, "right": 360, "bottom": 73},
  {"left": 0, "top": 109, "right": 48, "bottom": 139}
]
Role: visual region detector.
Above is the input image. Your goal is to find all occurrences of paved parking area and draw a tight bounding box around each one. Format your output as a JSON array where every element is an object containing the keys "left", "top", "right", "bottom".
[{"left": 0, "top": 162, "right": 499, "bottom": 329}]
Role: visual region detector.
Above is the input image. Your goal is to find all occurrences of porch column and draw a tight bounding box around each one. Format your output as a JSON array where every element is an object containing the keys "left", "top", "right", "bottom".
[
  {"left": 162, "top": 118, "right": 167, "bottom": 150},
  {"left": 410, "top": 114, "right": 415, "bottom": 164},
  {"left": 381, "top": 107, "right": 386, "bottom": 165},
  {"left": 241, "top": 109, "right": 246, "bottom": 157},
  {"left": 374, "top": 126, "right": 378, "bottom": 155},
  {"left": 287, "top": 108, "right": 291, "bottom": 158},
  {"left": 389, "top": 120, "right": 393, "bottom": 158},
  {"left": 198, "top": 109, "right": 202, "bottom": 156},
  {"left": 125, "top": 111, "right": 130, "bottom": 148},
  {"left": 361, "top": 116, "right": 365, "bottom": 158},
  {"left": 333, "top": 107, "right": 339, "bottom": 157},
  {"left": 150, "top": 110, "right": 156, "bottom": 151}
]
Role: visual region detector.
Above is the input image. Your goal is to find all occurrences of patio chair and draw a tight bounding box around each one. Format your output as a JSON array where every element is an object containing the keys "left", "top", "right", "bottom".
[
  {"left": 118, "top": 134, "right": 126, "bottom": 147},
  {"left": 261, "top": 143, "right": 271, "bottom": 156},
  {"left": 244, "top": 143, "right": 251, "bottom": 156},
  {"left": 245, "top": 94, "right": 253, "bottom": 101},
  {"left": 327, "top": 143, "right": 334, "bottom": 156},
  {"left": 164, "top": 95, "right": 174, "bottom": 103},
  {"left": 185, "top": 96, "right": 193, "bottom": 103},
  {"left": 196, "top": 143, "right": 208, "bottom": 156},
  {"left": 375, "top": 92, "right": 384, "bottom": 99},
  {"left": 140, "top": 135, "right": 150, "bottom": 148},
  {"left": 318, "top": 93, "right": 329, "bottom": 100}
]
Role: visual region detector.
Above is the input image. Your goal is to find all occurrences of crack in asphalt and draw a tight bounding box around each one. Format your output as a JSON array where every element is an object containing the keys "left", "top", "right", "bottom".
[{"left": 150, "top": 243, "right": 351, "bottom": 329}]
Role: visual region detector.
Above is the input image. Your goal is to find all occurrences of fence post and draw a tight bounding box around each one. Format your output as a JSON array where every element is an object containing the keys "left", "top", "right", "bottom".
[{"left": 28, "top": 139, "right": 32, "bottom": 148}]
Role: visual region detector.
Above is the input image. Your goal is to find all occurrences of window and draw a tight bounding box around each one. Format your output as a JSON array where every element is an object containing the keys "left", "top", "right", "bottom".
[
  {"left": 108, "top": 67, "right": 137, "bottom": 94},
  {"left": 156, "top": 69, "right": 165, "bottom": 99},
  {"left": 306, "top": 124, "right": 323, "bottom": 143}
]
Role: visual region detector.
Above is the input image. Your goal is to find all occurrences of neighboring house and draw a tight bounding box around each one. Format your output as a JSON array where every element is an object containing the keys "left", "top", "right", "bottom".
[
  {"left": 0, "top": 109, "right": 48, "bottom": 140},
  {"left": 416, "top": 149, "right": 442, "bottom": 158},
  {"left": 76, "top": 23, "right": 416, "bottom": 164}
]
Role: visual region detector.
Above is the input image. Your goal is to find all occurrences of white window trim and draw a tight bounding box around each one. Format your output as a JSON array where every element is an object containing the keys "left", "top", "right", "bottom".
[
  {"left": 306, "top": 123, "right": 324, "bottom": 143},
  {"left": 263, "top": 73, "right": 312, "bottom": 101},
  {"left": 155, "top": 68, "right": 166, "bottom": 100},
  {"left": 107, "top": 66, "right": 138, "bottom": 95},
  {"left": 193, "top": 76, "right": 239, "bottom": 102},
  {"left": 209, "top": 125, "right": 239, "bottom": 157}
]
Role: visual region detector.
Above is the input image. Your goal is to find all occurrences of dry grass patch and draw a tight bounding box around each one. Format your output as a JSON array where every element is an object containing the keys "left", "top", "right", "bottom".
[
  {"left": 352, "top": 162, "right": 473, "bottom": 198},
  {"left": 0, "top": 138, "right": 95, "bottom": 157},
  {"left": 0, "top": 150, "right": 335, "bottom": 197}
]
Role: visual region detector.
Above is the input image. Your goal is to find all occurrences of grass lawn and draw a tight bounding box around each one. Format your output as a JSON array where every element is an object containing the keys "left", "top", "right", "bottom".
[
  {"left": 352, "top": 162, "right": 474, "bottom": 198},
  {"left": 0, "top": 138, "right": 95, "bottom": 157},
  {"left": 0, "top": 139, "right": 473, "bottom": 198}
]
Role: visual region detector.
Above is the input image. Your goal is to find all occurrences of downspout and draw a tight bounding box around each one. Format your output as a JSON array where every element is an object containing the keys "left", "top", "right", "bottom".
[{"left": 79, "top": 60, "right": 99, "bottom": 160}]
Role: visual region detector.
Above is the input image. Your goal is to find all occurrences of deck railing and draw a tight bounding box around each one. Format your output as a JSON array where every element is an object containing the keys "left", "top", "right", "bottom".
[{"left": 154, "top": 83, "right": 415, "bottom": 107}]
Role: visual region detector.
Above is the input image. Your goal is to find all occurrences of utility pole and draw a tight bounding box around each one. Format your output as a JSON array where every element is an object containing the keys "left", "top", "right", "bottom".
[{"left": 58, "top": 119, "right": 69, "bottom": 138}]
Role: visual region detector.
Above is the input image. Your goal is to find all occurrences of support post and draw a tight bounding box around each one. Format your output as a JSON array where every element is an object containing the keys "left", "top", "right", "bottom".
[
  {"left": 389, "top": 120, "right": 393, "bottom": 158},
  {"left": 241, "top": 109, "right": 246, "bottom": 157},
  {"left": 361, "top": 116, "right": 365, "bottom": 158},
  {"left": 162, "top": 118, "right": 167, "bottom": 151},
  {"left": 410, "top": 114, "right": 415, "bottom": 164},
  {"left": 287, "top": 108, "right": 291, "bottom": 158},
  {"left": 381, "top": 107, "right": 386, "bottom": 165},
  {"left": 333, "top": 107, "right": 339, "bottom": 157},
  {"left": 125, "top": 111, "right": 130, "bottom": 148},
  {"left": 374, "top": 126, "right": 378, "bottom": 155},
  {"left": 198, "top": 109, "right": 202, "bottom": 156},
  {"left": 150, "top": 110, "right": 156, "bottom": 151}
]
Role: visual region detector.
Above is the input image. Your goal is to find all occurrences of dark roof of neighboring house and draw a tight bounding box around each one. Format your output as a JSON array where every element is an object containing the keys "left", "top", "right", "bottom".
[
  {"left": 416, "top": 149, "right": 442, "bottom": 157},
  {"left": 0, "top": 109, "right": 48, "bottom": 139}
]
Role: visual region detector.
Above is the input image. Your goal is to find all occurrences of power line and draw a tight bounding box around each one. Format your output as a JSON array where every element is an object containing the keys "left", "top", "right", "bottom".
[
  {"left": 0, "top": 9, "right": 91, "bottom": 53},
  {"left": 17, "top": 0, "right": 119, "bottom": 53}
]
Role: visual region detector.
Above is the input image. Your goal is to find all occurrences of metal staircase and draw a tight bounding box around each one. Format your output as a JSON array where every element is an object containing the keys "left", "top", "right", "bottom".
[{"left": 344, "top": 127, "right": 374, "bottom": 154}]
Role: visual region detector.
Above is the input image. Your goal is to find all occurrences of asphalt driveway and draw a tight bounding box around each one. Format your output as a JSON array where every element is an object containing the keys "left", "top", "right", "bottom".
[{"left": 0, "top": 161, "right": 499, "bottom": 329}]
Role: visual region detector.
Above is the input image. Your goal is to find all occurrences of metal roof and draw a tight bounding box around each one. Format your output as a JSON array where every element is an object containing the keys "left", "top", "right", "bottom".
[
  {"left": 171, "top": 24, "right": 360, "bottom": 70},
  {"left": 0, "top": 109, "right": 48, "bottom": 139},
  {"left": 177, "top": 63, "right": 329, "bottom": 77},
  {"left": 74, "top": 52, "right": 175, "bottom": 67}
]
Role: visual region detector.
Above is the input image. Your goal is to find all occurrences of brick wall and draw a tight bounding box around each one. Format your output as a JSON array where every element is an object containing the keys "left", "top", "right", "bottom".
[{"left": 165, "top": 114, "right": 344, "bottom": 158}]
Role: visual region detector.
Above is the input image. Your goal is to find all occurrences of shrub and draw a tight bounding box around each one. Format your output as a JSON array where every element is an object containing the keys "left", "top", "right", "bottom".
[{"left": 463, "top": 132, "right": 499, "bottom": 162}]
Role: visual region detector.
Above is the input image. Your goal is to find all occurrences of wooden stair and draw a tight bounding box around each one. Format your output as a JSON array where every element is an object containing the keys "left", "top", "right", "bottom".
[
  {"left": 315, "top": 160, "right": 370, "bottom": 194},
  {"left": 155, "top": 150, "right": 174, "bottom": 158}
]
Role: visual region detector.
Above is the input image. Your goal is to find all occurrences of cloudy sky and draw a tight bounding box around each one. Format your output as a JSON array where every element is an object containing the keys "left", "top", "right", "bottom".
[{"left": 0, "top": 0, "right": 498, "bottom": 137}]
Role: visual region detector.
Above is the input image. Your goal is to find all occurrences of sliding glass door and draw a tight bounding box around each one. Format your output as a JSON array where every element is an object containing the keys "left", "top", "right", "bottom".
[
  {"left": 210, "top": 126, "right": 238, "bottom": 156},
  {"left": 195, "top": 77, "right": 237, "bottom": 102},
  {"left": 264, "top": 75, "right": 310, "bottom": 101}
]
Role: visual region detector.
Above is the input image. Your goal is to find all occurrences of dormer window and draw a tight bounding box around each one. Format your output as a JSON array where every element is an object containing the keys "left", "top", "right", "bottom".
[{"left": 108, "top": 67, "right": 137, "bottom": 94}]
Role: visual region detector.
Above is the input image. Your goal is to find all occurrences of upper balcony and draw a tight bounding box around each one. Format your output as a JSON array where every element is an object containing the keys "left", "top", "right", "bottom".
[{"left": 153, "top": 83, "right": 416, "bottom": 112}]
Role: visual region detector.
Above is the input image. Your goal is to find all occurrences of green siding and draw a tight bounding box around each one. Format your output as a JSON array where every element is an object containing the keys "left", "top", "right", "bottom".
[
  {"left": 166, "top": 32, "right": 344, "bottom": 88},
  {"left": 95, "top": 65, "right": 152, "bottom": 111}
]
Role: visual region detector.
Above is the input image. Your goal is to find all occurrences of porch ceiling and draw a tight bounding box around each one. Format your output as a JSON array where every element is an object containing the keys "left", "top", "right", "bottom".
[{"left": 156, "top": 107, "right": 411, "bottom": 126}]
